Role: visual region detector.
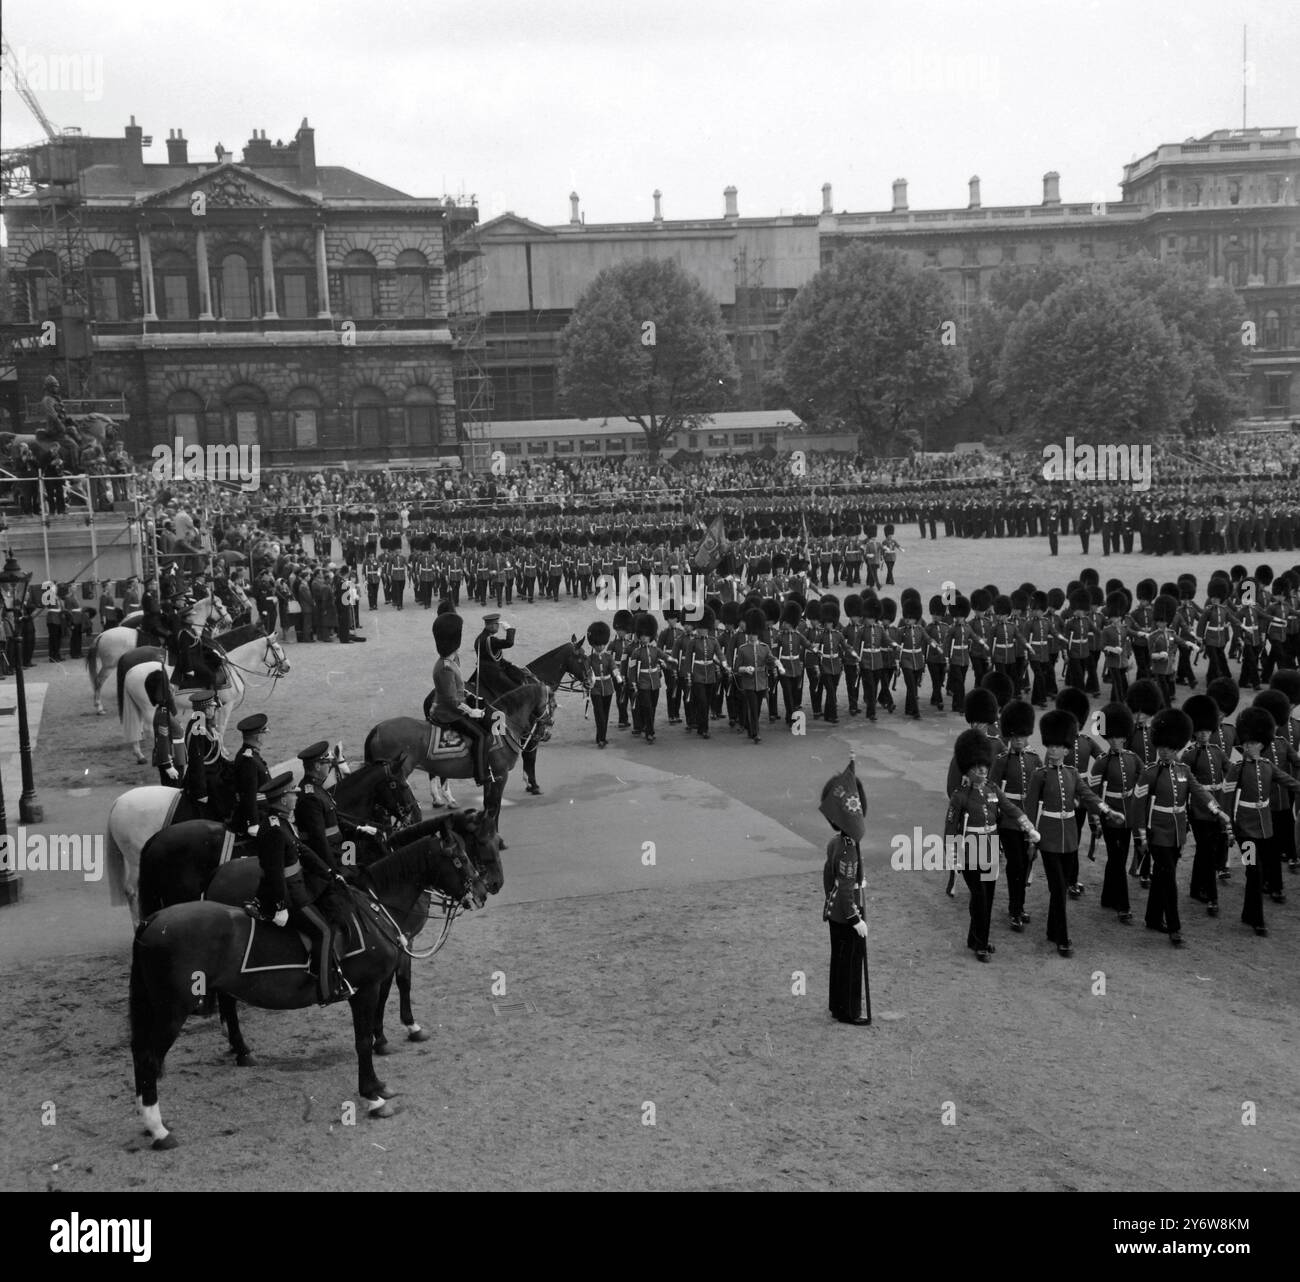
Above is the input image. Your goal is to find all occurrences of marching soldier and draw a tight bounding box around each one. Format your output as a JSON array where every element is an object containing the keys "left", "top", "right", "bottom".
[
  {"left": 989, "top": 699, "right": 1040, "bottom": 929},
  {"left": 659, "top": 609, "right": 687, "bottom": 725},
  {"left": 735, "top": 607, "right": 782, "bottom": 743},
  {"left": 1179, "top": 695, "right": 1230, "bottom": 917},
  {"left": 842, "top": 594, "right": 864, "bottom": 717},
  {"left": 1088, "top": 701, "right": 1142, "bottom": 923},
  {"left": 611, "top": 609, "right": 635, "bottom": 730},
  {"left": 629, "top": 613, "right": 665, "bottom": 743},
  {"left": 682, "top": 606, "right": 725, "bottom": 739},
  {"left": 584, "top": 620, "right": 620, "bottom": 747},
  {"left": 818, "top": 598, "right": 845, "bottom": 725},
  {"left": 776, "top": 600, "right": 807, "bottom": 725}
]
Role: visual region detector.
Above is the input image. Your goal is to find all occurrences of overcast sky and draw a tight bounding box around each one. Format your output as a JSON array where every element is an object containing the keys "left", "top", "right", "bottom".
[{"left": 2, "top": 0, "right": 1297, "bottom": 226}]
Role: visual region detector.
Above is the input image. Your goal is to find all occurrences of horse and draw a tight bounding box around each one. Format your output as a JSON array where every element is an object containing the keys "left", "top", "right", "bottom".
[
  {"left": 129, "top": 838, "right": 486, "bottom": 1148},
  {"left": 136, "top": 808, "right": 502, "bottom": 1059},
  {"left": 87, "top": 593, "right": 231, "bottom": 716},
  {"left": 367, "top": 680, "right": 555, "bottom": 828},
  {"left": 106, "top": 754, "right": 416, "bottom": 925},
  {"left": 118, "top": 624, "right": 289, "bottom": 759}
]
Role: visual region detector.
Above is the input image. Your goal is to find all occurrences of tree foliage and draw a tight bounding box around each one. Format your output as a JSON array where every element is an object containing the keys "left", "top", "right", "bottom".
[{"left": 557, "top": 259, "right": 738, "bottom": 458}]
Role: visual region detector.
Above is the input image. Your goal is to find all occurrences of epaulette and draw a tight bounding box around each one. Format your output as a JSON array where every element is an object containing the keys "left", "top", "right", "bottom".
[
  {"left": 301, "top": 782, "right": 314, "bottom": 794},
  {"left": 268, "top": 815, "right": 280, "bottom": 828}
]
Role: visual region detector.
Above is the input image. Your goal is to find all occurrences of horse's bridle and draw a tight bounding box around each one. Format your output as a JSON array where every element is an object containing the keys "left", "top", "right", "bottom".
[{"left": 365, "top": 835, "right": 483, "bottom": 960}]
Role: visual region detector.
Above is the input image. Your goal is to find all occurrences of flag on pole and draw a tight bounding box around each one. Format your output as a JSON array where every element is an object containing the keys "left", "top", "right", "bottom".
[{"left": 692, "top": 514, "right": 730, "bottom": 574}]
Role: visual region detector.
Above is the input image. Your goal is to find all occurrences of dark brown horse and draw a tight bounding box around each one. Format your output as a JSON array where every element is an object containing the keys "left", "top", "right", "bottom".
[{"left": 129, "top": 838, "right": 485, "bottom": 1149}]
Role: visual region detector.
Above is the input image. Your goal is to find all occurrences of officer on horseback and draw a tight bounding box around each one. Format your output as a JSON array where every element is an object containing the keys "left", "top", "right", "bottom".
[
  {"left": 231, "top": 713, "right": 272, "bottom": 836},
  {"left": 431, "top": 612, "right": 492, "bottom": 787},
  {"left": 474, "top": 612, "right": 528, "bottom": 698},
  {"left": 296, "top": 740, "right": 378, "bottom": 865}
]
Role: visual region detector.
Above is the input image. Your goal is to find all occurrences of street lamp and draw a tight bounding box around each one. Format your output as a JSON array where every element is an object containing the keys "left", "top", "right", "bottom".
[{"left": 0, "top": 555, "right": 44, "bottom": 826}]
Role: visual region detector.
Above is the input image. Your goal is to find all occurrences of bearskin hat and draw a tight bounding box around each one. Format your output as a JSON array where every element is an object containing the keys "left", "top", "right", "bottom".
[
  {"left": 1031, "top": 590, "right": 1048, "bottom": 612},
  {"left": 1276, "top": 572, "right": 1293, "bottom": 595},
  {"left": 1235, "top": 706, "right": 1276, "bottom": 748},
  {"left": 883, "top": 523, "right": 894, "bottom": 537},
  {"left": 880, "top": 598, "right": 898, "bottom": 623},
  {"left": 1079, "top": 567, "right": 1100, "bottom": 588},
  {"left": 1159, "top": 582, "right": 1179, "bottom": 600},
  {"left": 783, "top": 591, "right": 806, "bottom": 613},
  {"left": 1106, "top": 591, "right": 1129, "bottom": 618},
  {"left": 1182, "top": 693, "right": 1221, "bottom": 734},
  {"left": 612, "top": 609, "right": 634, "bottom": 632},
  {"left": 1207, "top": 577, "right": 1230, "bottom": 602},
  {"left": 772, "top": 552, "right": 788, "bottom": 571},
  {"left": 953, "top": 595, "right": 971, "bottom": 619},
  {"left": 981, "top": 670, "right": 1014, "bottom": 708},
  {"left": 1099, "top": 701, "right": 1134, "bottom": 741},
  {"left": 902, "top": 596, "right": 922, "bottom": 621},
  {"left": 636, "top": 613, "right": 659, "bottom": 639},
  {"left": 1178, "top": 575, "right": 1197, "bottom": 599},
  {"left": 928, "top": 594, "right": 945, "bottom": 616},
  {"left": 970, "top": 588, "right": 991, "bottom": 613},
  {"left": 999, "top": 699, "right": 1036, "bottom": 739},
  {"left": 1068, "top": 587, "right": 1091, "bottom": 612},
  {"left": 1270, "top": 670, "right": 1300, "bottom": 707},
  {"left": 741, "top": 607, "right": 764, "bottom": 636},
  {"left": 820, "top": 599, "right": 841, "bottom": 626},
  {"left": 1151, "top": 708, "right": 1193, "bottom": 752},
  {"left": 1105, "top": 578, "right": 1124, "bottom": 597},
  {"left": 699, "top": 606, "right": 716, "bottom": 631},
  {"left": 1253, "top": 688, "right": 1291, "bottom": 729},
  {"left": 1090, "top": 585, "right": 1104, "bottom": 608},
  {"left": 145, "top": 669, "right": 169, "bottom": 705},
  {"left": 993, "top": 594, "right": 1012, "bottom": 617},
  {"left": 844, "top": 594, "right": 864, "bottom": 619},
  {"left": 1152, "top": 594, "right": 1179, "bottom": 624},
  {"left": 1040, "top": 709, "right": 1079, "bottom": 748},
  {"left": 983, "top": 584, "right": 1000, "bottom": 602},
  {"left": 587, "top": 619, "right": 611, "bottom": 646},
  {"left": 1206, "top": 677, "right": 1240, "bottom": 717},
  {"left": 863, "top": 596, "right": 882, "bottom": 620},
  {"left": 965, "top": 687, "right": 999, "bottom": 727},
  {"left": 720, "top": 601, "right": 741, "bottom": 628},
  {"left": 707, "top": 595, "right": 724, "bottom": 614},
  {"left": 433, "top": 612, "right": 463, "bottom": 657},
  {"left": 1055, "top": 687, "right": 1090, "bottom": 727},
  {"left": 762, "top": 598, "right": 781, "bottom": 624},
  {"left": 1255, "top": 564, "right": 1274, "bottom": 588},
  {"left": 1126, "top": 678, "right": 1165, "bottom": 716},
  {"left": 1010, "top": 589, "right": 1029, "bottom": 613},
  {"left": 1136, "top": 578, "right": 1157, "bottom": 603},
  {"left": 1230, "top": 564, "right": 1247, "bottom": 583},
  {"left": 1017, "top": 581, "right": 1037, "bottom": 597},
  {"left": 1047, "top": 587, "right": 1066, "bottom": 610},
  {"left": 780, "top": 601, "right": 802, "bottom": 627},
  {"left": 955, "top": 729, "right": 996, "bottom": 775}
]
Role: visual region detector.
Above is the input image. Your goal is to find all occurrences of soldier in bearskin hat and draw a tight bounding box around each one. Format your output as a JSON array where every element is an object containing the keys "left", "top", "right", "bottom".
[
  {"left": 629, "top": 612, "right": 665, "bottom": 743},
  {"left": 818, "top": 598, "right": 845, "bottom": 725},
  {"left": 1180, "top": 694, "right": 1230, "bottom": 915},
  {"left": 1252, "top": 688, "right": 1300, "bottom": 895},
  {"left": 735, "top": 606, "right": 782, "bottom": 743},
  {"left": 429, "top": 611, "right": 491, "bottom": 787},
  {"left": 821, "top": 760, "right": 871, "bottom": 1024},
  {"left": 611, "top": 608, "right": 635, "bottom": 731},
  {"left": 1087, "top": 701, "right": 1142, "bottom": 922},
  {"left": 681, "top": 606, "right": 726, "bottom": 739},
  {"left": 775, "top": 599, "right": 807, "bottom": 725},
  {"left": 989, "top": 700, "right": 1040, "bottom": 928},
  {"left": 584, "top": 619, "right": 620, "bottom": 748}
]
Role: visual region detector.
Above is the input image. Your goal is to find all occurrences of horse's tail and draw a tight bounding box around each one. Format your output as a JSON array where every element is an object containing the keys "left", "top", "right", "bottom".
[
  {"left": 117, "top": 657, "right": 128, "bottom": 719},
  {"left": 129, "top": 930, "right": 166, "bottom": 1086},
  {"left": 363, "top": 724, "right": 379, "bottom": 762},
  {"left": 85, "top": 633, "right": 101, "bottom": 686},
  {"left": 105, "top": 808, "right": 129, "bottom": 909},
  {"left": 137, "top": 832, "right": 161, "bottom": 919}
]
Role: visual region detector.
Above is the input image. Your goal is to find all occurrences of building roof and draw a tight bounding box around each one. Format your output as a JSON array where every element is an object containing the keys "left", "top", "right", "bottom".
[{"left": 486, "top": 410, "right": 804, "bottom": 440}]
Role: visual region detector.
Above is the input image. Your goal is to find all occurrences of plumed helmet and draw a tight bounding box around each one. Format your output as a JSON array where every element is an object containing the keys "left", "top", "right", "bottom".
[
  {"left": 1125, "top": 678, "right": 1165, "bottom": 716},
  {"left": 970, "top": 588, "right": 991, "bottom": 612},
  {"left": 587, "top": 620, "right": 611, "bottom": 646},
  {"left": 1054, "top": 687, "right": 1090, "bottom": 727},
  {"left": 1106, "top": 590, "right": 1129, "bottom": 618},
  {"left": 999, "top": 699, "right": 1036, "bottom": 739},
  {"left": 1098, "top": 701, "right": 1134, "bottom": 741},
  {"left": 1047, "top": 587, "right": 1066, "bottom": 610},
  {"left": 863, "top": 596, "right": 882, "bottom": 620},
  {"left": 1010, "top": 589, "right": 1029, "bottom": 613},
  {"left": 1039, "top": 708, "right": 1078, "bottom": 748},
  {"left": 1151, "top": 708, "right": 1193, "bottom": 752},
  {"left": 1207, "top": 577, "right": 1229, "bottom": 602},
  {"left": 844, "top": 593, "right": 864, "bottom": 619},
  {"left": 721, "top": 601, "right": 741, "bottom": 627},
  {"left": 433, "top": 611, "right": 463, "bottom": 657},
  {"left": 1136, "top": 578, "right": 1157, "bottom": 602},
  {"left": 1235, "top": 705, "right": 1276, "bottom": 747},
  {"left": 955, "top": 728, "right": 996, "bottom": 775},
  {"left": 699, "top": 606, "right": 716, "bottom": 631},
  {"left": 1182, "top": 693, "right": 1221, "bottom": 734},
  {"left": 902, "top": 596, "right": 922, "bottom": 621},
  {"left": 977, "top": 671, "right": 1011, "bottom": 710},
  {"left": 1253, "top": 688, "right": 1291, "bottom": 728},
  {"left": 1269, "top": 670, "right": 1300, "bottom": 708},
  {"left": 993, "top": 594, "right": 1012, "bottom": 617},
  {"left": 929, "top": 594, "right": 946, "bottom": 616},
  {"left": 1069, "top": 587, "right": 1091, "bottom": 612},
  {"left": 963, "top": 687, "right": 998, "bottom": 727},
  {"left": 613, "top": 609, "right": 634, "bottom": 632},
  {"left": 1206, "top": 676, "right": 1240, "bottom": 716},
  {"left": 820, "top": 599, "right": 841, "bottom": 625},
  {"left": 780, "top": 601, "right": 802, "bottom": 627},
  {"left": 880, "top": 598, "right": 897, "bottom": 623},
  {"left": 636, "top": 613, "right": 659, "bottom": 639},
  {"left": 744, "top": 607, "right": 766, "bottom": 636}
]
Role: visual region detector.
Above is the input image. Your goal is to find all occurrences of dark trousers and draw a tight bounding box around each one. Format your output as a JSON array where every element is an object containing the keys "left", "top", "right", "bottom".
[
  {"left": 844, "top": 666, "right": 860, "bottom": 713},
  {"left": 690, "top": 682, "right": 714, "bottom": 735},
  {"left": 1040, "top": 849, "right": 1071, "bottom": 945},
  {"left": 391, "top": 580, "right": 405, "bottom": 609},
  {"left": 1240, "top": 643, "right": 1260, "bottom": 689},
  {"left": 901, "top": 666, "right": 919, "bottom": 717},
  {"left": 821, "top": 672, "right": 840, "bottom": 722},
  {"left": 366, "top": 583, "right": 379, "bottom": 610},
  {"left": 809, "top": 671, "right": 823, "bottom": 717},
  {"left": 1189, "top": 818, "right": 1223, "bottom": 905},
  {"left": 1108, "top": 666, "right": 1129, "bottom": 704},
  {"left": 1030, "top": 660, "right": 1049, "bottom": 705},
  {"left": 1002, "top": 829, "right": 1029, "bottom": 919},
  {"left": 1238, "top": 832, "right": 1267, "bottom": 927},
  {"left": 636, "top": 687, "right": 659, "bottom": 739},
  {"left": 741, "top": 688, "right": 762, "bottom": 739},
  {"left": 1145, "top": 844, "right": 1181, "bottom": 933},
  {"left": 1099, "top": 826, "right": 1132, "bottom": 913},
  {"left": 766, "top": 679, "right": 779, "bottom": 720},
  {"left": 878, "top": 670, "right": 896, "bottom": 712},
  {"left": 926, "top": 660, "right": 945, "bottom": 707},
  {"left": 726, "top": 678, "right": 744, "bottom": 727},
  {"left": 946, "top": 664, "right": 967, "bottom": 715},
  {"left": 828, "top": 920, "right": 867, "bottom": 1021},
  {"left": 1065, "top": 655, "right": 1087, "bottom": 690},
  {"left": 962, "top": 868, "right": 995, "bottom": 950},
  {"left": 666, "top": 674, "right": 682, "bottom": 721},
  {"left": 616, "top": 681, "right": 630, "bottom": 727},
  {"left": 781, "top": 674, "right": 804, "bottom": 723},
  {"left": 591, "top": 691, "right": 611, "bottom": 744},
  {"left": 1265, "top": 812, "right": 1290, "bottom": 893}
]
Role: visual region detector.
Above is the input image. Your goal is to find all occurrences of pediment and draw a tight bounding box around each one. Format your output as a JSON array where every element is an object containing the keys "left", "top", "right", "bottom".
[
  {"left": 477, "top": 213, "right": 557, "bottom": 238},
  {"left": 141, "top": 163, "right": 321, "bottom": 210}
]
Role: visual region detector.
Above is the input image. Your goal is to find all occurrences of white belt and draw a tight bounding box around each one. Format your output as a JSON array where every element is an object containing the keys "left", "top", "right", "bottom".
[
  {"left": 1040, "top": 810, "right": 1070, "bottom": 819},
  {"left": 1151, "top": 804, "right": 1179, "bottom": 813},
  {"left": 1103, "top": 789, "right": 1130, "bottom": 799},
  {"left": 1002, "top": 792, "right": 1023, "bottom": 800},
  {"left": 964, "top": 825, "right": 997, "bottom": 835},
  {"left": 1236, "top": 800, "right": 1269, "bottom": 809}
]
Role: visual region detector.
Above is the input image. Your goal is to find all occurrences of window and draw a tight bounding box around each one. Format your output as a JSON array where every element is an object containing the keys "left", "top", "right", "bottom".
[
  {"left": 26, "top": 249, "right": 59, "bottom": 318},
  {"left": 1187, "top": 183, "right": 1201, "bottom": 206},
  {"left": 1228, "top": 258, "right": 1245, "bottom": 287},
  {"left": 502, "top": 441, "right": 521, "bottom": 455},
  {"left": 353, "top": 385, "right": 386, "bottom": 447},
  {"left": 88, "top": 251, "right": 123, "bottom": 321},
  {"left": 219, "top": 252, "right": 254, "bottom": 320},
  {"left": 1079, "top": 242, "right": 1093, "bottom": 259},
  {"left": 277, "top": 250, "right": 313, "bottom": 319},
  {"left": 759, "top": 431, "right": 778, "bottom": 445},
  {"left": 688, "top": 434, "right": 699, "bottom": 449},
  {"left": 396, "top": 248, "right": 428, "bottom": 318},
  {"left": 1268, "top": 176, "right": 1284, "bottom": 203},
  {"left": 1001, "top": 246, "right": 1017, "bottom": 264},
  {"left": 404, "top": 386, "right": 439, "bottom": 449},
  {"left": 526, "top": 441, "right": 549, "bottom": 456},
  {"left": 1264, "top": 310, "right": 1282, "bottom": 349},
  {"left": 581, "top": 439, "right": 601, "bottom": 453},
  {"left": 606, "top": 439, "right": 625, "bottom": 453},
  {"left": 1266, "top": 257, "right": 1283, "bottom": 286},
  {"left": 708, "top": 433, "right": 727, "bottom": 448},
  {"left": 166, "top": 390, "right": 204, "bottom": 447},
  {"left": 155, "top": 250, "right": 192, "bottom": 319},
  {"left": 1228, "top": 180, "right": 1241, "bottom": 206},
  {"left": 1267, "top": 374, "right": 1288, "bottom": 409},
  {"left": 287, "top": 388, "right": 321, "bottom": 449},
  {"left": 342, "top": 250, "right": 377, "bottom": 318},
  {"left": 553, "top": 440, "right": 574, "bottom": 454},
  {"left": 1167, "top": 237, "right": 1177, "bottom": 250},
  {"left": 732, "top": 432, "right": 754, "bottom": 445}
]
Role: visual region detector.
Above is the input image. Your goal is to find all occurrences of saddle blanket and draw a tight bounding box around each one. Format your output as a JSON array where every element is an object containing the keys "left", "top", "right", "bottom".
[
  {"left": 239, "top": 904, "right": 376, "bottom": 975},
  {"left": 426, "top": 723, "right": 467, "bottom": 760}
]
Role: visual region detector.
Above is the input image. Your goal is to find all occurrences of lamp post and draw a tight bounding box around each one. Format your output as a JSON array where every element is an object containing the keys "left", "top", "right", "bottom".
[{"left": 0, "top": 555, "right": 44, "bottom": 826}]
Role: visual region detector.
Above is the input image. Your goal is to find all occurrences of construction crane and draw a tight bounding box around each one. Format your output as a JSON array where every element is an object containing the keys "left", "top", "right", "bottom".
[{"left": 2, "top": 36, "right": 59, "bottom": 140}]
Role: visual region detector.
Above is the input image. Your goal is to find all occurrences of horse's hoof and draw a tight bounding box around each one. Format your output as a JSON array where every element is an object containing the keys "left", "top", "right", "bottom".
[
  {"left": 96, "top": 708, "right": 105, "bottom": 717},
  {"left": 151, "top": 1133, "right": 179, "bottom": 1151},
  {"left": 406, "top": 1028, "right": 431, "bottom": 1043},
  {"left": 374, "top": 1040, "right": 397, "bottom": 1056},
  {"left": 235, "top": 1053, "right": 257, "bottom": 1067},
  {"left": 368, "top": 1101, "right": 397, "bottom": 1119}
]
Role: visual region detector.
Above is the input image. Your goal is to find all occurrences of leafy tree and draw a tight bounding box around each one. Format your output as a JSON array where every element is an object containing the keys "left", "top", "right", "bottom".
[
  {"left": 557, "top": 259, "right": 737, "bottom": 458},
  {"left": 777, "top": 244, "right": 971, "bottom": 453}
]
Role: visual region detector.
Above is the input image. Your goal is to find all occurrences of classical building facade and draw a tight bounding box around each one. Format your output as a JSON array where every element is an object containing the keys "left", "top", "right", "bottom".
[{"left": 4, "top": 119, "right": 474, "bottom": 463}]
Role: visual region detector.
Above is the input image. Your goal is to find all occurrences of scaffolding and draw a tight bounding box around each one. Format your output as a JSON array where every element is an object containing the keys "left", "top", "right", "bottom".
[
  {"left": 733, "top": 247, "right": 768, "bottom": 410},
  {"left": 445, "top": 221, "right": 493, "bottom": 475}
]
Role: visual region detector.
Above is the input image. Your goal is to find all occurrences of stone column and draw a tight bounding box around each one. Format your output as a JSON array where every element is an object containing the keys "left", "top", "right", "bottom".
[
  {"left": 261, "top": 225, "right": 278, "bottom": 319},
  {"left": 314, "top": 223, "right": 331, "bottom": 317},
  {"left": 196, "top": 227, "right": 214, "bottom": 319},
  {"left": 138, "top": 225, "right": 157, "bottom": 320}
]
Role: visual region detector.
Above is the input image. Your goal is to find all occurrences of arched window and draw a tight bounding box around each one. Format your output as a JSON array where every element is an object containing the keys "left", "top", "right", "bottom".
[
  {"left": 1263, "top": 310, "right": 1282, "bottom": 349},
  {"left": 404, "top": 385, "right": 440, "bottom": 450},
  {"left": 87, "top": 250, "right": 125, "bottom": 321},
  {"left": 166, "top": 389, "right": 205, "bottom": 449},
  {"left": 218, "top": 251, "right": 254, "bottom": 320},
  {"left": 154, "top": 249, "right": 193, "bottom": 319},
  {"left": 353, "top": 385, "right": 387, "bottom": 448},
  {"left": 25, "top": 249, "right": 59, "bottom": 320},
  {"left": 395, "top": 248, "right": 428, "bottom": 318},
  {"left": 276, "top": 249, "right": 314, "bottom": 320},
  {"left": 1265, "top": 256, "right": 1283, "bottom": 286},
  {"left": 1227, "top": 257, "right": 1245, "bottom": 287},
  {"left": 225, "top": 382, "right": 267, "bottom": 447},
  {"left": 287, "top": 386, "right": 322, "bottom": 449},
  {"left": 342, "top": 250, "right": 377, "bottom": 318}
]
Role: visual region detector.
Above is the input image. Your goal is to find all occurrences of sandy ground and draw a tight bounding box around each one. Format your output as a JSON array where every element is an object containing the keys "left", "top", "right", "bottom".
[{"left": 2, "top": 533, "right": 1298, "bottom": 1191}]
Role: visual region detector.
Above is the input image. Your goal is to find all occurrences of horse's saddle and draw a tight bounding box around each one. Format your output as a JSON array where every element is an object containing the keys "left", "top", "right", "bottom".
[{"left": 239, "top": 903, "right": 374, "bottom": 975}]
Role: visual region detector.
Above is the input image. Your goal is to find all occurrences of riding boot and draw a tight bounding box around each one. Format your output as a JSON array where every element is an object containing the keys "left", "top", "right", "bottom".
[{"left": 315, "top": 929, "right": 333, "bottom": 1004}]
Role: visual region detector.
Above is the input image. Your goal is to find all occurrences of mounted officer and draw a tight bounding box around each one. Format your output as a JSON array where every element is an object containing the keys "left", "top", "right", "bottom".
[
  {"left": 474, "top": 612, "right": 529, "bottom": 700},
  {"left": 181, "top": 690, "right": 223, "bottom": 817},
  {"left": 431, "top": 611, "right": 492, "bottom": 787},
  {"left": 295, "top": 740, "right": 378, "bottom": 867},
  {"left": 231, "top": 712, "right": 272, "bottom": 837}
]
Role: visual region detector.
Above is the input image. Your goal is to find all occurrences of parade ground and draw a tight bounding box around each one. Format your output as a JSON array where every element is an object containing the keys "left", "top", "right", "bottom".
[{"left": 1, "top": 535, "right": 1297, "bottom": 1192}]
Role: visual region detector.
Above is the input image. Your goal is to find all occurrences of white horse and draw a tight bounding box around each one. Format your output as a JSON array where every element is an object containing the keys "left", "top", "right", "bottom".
[
  {"left": 86, "top": 595, "right": 231, "bottom": 715},
  {"left": 119, "top": 624, "right": 289, "bottom": 762},
  {"left": 104, "top": 743, "right": 349, "bottom": 923}
]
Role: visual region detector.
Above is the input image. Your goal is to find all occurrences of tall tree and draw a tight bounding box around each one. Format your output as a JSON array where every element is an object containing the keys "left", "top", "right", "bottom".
[
  {"left": 557, "top": 258, "right": 737, "bottom": 459},
  {"left": 777, "top": 244, "right": 971, "bottom": 452}
]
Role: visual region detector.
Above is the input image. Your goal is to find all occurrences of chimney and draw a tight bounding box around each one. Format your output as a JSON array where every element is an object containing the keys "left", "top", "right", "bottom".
[
  {"left": 243, "top": 128, "right": 273, "bottom": 166},
  {"left": 1042, "top": 171, "right": 1061, "bottom": 206},
  {"left": 296, "top": 117, "right": 316, "bottom": 186},
  {"left": 968, "top": 175, "right": 981, "bottom": 209},
  {"left": 569, "top": 191, "right": 581, "bottom": 224},
  {"left": 124, "top": 116, "right": 145, "bottom": 184},
  {"left": 724, "top": 185, "right": 738, "bottom": 218},
  {"left": 653, "top": 189, "right": 663, "bottom": 222},
  {"left": 891, "top": 178, "right": 908, "bottom": 212},
  {"left": 821, "top": 182, "right": 833, "bottom": 214},
  {"left": 166, "top": 129, "right": 189, "bottom": 165}
]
